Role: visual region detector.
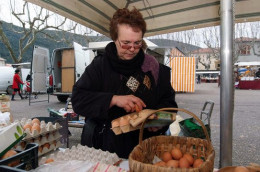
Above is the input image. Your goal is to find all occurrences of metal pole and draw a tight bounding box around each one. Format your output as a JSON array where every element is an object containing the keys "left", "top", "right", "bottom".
[{"left": 220, "top": 0, "right": 234, "bottom": 168}]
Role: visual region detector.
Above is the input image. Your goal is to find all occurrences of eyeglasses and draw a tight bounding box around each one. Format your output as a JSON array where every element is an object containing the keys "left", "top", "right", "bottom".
[{"left": 118, "top": 40, "right": 143, "bottom": 50}]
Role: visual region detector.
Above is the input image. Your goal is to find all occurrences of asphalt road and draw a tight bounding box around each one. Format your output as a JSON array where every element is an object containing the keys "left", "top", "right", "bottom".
[{"left": 6, "top": 83, "right": 260, "bottom": 168}]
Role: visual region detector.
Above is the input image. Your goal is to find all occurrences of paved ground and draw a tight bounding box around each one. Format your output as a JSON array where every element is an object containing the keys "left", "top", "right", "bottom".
[{"left": 6, "top": 83, "right": 260, "bottom": 168}]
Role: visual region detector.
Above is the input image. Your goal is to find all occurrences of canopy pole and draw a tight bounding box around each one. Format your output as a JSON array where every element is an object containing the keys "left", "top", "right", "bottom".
[{"left": 219, "top": 0, "right": 235, "bottom": 168}]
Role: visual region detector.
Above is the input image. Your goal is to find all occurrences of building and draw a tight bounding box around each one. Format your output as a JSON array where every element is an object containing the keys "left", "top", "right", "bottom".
[
  {"left": 147, "top": 39, "right": 199, "bottom": 64},
  {"left": 235, "top": 37, "right": 260, "bottom": 62},
  {"left": 190, "top": 48, "right": 219, "bottom": 70}
]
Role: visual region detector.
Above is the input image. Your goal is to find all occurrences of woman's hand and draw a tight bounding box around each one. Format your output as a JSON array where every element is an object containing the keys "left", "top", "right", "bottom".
[{"left": 110, "top": 95, "right": 146, "bottom": 113}]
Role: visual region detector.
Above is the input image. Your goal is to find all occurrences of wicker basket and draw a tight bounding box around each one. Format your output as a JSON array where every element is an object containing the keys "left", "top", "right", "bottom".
[
  {"left": 129, "top": 108, "right": 215, "bottom": 172},
  {"left": 218, "top": 163, "right": 260, "bottom": 172}
]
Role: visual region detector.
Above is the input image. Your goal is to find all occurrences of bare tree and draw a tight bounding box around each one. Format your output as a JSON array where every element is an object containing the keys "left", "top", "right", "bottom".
[
  {"left": 0, "top": 0, "right": 78, "bottom": 63},
  {"left": 234, "top": 22, "right": 260, "bottom": 62},
  {"left": 249, "top": 22, "right": 260, "bottom": 56},
  {"left": 196, "top": 26, "right": 220, "bottom": 69}
]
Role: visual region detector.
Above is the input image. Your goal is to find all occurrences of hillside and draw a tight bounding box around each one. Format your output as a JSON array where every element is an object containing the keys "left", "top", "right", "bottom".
[
  {"left": 0, "top": 21, "right": 200, "bottom": 64},
  {"left": 0, "top": 21, "right": 93, "bottom": 63}
]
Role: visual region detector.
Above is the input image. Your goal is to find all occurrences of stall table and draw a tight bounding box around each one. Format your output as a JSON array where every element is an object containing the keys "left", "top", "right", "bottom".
[
  {"left": 201, "top": 78, "right": 218, "bottom": 83},
  {"left": 238, "top": 79, "right": 260, "bottom": 90}
]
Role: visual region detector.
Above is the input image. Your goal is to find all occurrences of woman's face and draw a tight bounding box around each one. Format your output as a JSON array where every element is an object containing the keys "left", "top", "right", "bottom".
[{"left": 115, "top": 24, "right": 143, "bottom": 60}]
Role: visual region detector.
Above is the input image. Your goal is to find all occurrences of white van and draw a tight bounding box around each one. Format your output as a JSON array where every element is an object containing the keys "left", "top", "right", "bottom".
[
  {"left": 50, "top": 42, "right": 96, "bottom": 102},
  {"left": 0, "top": 66, "right": 15, "bottom": 94}
]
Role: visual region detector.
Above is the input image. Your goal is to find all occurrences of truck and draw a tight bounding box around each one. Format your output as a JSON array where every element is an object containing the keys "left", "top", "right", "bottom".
[{"left": 50, "top": 42, "right": 96, "bottom": 102}]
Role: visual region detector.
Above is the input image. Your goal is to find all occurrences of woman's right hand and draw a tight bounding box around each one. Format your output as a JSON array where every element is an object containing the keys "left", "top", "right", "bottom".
[{"left": 110, "top": 95, "right": 146, "bottom": 113}]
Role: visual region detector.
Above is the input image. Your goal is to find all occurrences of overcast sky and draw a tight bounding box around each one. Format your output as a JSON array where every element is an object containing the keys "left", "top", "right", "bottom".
[
  {"left": 1, "top": 0, "right": 259, "bottom": 49},
  {"left": 0, "top": 0, "right": 15, "bottom": 23}
]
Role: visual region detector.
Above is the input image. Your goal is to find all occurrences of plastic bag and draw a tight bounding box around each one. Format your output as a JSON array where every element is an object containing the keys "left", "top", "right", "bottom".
[
  {"left": 32, "top": 160, "right": 94, "bottom": 172},
  {"left": 32, "top": 160, "right": 127, "bottom": 172},
  {"left": 169, "top": 115, "right": 184, "bottom": 136}
]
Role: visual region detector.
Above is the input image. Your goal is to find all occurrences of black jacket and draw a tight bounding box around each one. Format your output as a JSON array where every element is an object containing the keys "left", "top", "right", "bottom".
[{"left": 71, "top": 47, "right": 177, "bottom": 158}]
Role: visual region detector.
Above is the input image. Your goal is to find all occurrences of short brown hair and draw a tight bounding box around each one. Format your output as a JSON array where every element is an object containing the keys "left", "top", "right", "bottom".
[{"left": 110, "top": 7, "right": 146, "bottom": 41}]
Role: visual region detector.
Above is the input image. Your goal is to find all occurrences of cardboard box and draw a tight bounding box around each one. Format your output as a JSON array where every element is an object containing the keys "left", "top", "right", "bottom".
[
  {"left": 0, "top": 95, "right": 10, "bottom": 113},
  {"left": 0, "top": 122, "right": 25, "bottom": 157}
]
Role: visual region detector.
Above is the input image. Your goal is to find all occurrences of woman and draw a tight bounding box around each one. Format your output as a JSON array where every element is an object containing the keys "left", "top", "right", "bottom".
[
  {"left": 71, "top": 8, "right": 177, "bottom": 158},
  {"left": 11, "top": 69, "right": 24, "bottom": 101}
]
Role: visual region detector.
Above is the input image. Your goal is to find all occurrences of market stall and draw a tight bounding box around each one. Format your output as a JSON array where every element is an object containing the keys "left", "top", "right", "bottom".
[
  {"left": 235, "top": 62, "right": 260, "bottom": 90},
  {"left": 2, "top": 0, "right": 260, "bottom": 169},
  {"left": 196, "top": 71, "right": 220, "bottom": 84},
  {"left": 169, "top": 57, "right": 196, "bottom": 92},
  {"left": 238, "top": 79, "right": 260, "bottom": 90},
  {"left": 1, "top": 94, "right": 260, "bottom": 171}
]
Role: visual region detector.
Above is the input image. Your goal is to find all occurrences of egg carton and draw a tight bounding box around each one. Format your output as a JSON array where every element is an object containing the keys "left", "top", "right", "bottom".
[
  {"left": 111, "top": 109, "right": 176, "bottom": 135},
  {"left": 111, "top": 112, "right": 140, "bottom": 135},
  {"left": 39, "top": 144, "right": 120, "bottom": 166},
  {"left": 29, "top": 131, "right": 61, "bottom": 147},
  {"left": 17, "top": 118, "right": 62, "bottom": 139},
  {"left": 14, "top": 137, "right": 62, "bottom": 157},
  {"left": 38, "top": 140, "right": 62, "bottom": 156}
]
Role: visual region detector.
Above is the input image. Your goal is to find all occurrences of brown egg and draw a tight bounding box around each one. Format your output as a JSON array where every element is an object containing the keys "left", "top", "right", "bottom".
[
  {"left": 234, "top": 166, "right": 249, "bottom": 172},
  {"left": 162, "top": 151, "right": 172, "bottom": 162},
  {"left": 31, "top": 123, "right": 41, "bottom": 133},
  {"left": 43, "top": 143, "right": 50, "bottom": 149},
  {"left": 171, "top": 148, "right": 183, "bottom": 160},
  {"left": 32, "top": 118, "right": 40, "bottom": 126},
  {"left": 53, "top": 140, "right": 57, "bottom": 147},
  {"left": 193, "top": 158, "right": 204, "bottom": 168},
  {"left": 119, "top": 117, "right": 129, "bottom": 126},
  {"left": 1, "top": 150, "right": 20, "bottom": 167},
  {"left": 179, "top": 157, "right": 190, "bottom": 168},
  {"left": 20, "top": 141, "right": 26, "bottom": 149},
  {"left": 154, "top": 161, "right": 166, "bottom": 167},
  {"left": 166, "top": 160, "right": 179, "bottom": 168},
  {"left": 148, "top": 114, "right": 157, "bottom": 119},
  {"left": 23, "top": 124, "right": 32, "bottom": 132},
  {"left": 183, "top": 153, "right": 194, "bottom": 165},
  {"left": 38, "top": 146, "right": 43, "bottom": 153},
  {"left": 1, "top": 150, "right": 17, "bottom": 160},
  {"left": 111, "top": 120, "right": 120, "bottom": 128},
  {"left": 45, "top": 158, "right": 54, "bottom": 164}
]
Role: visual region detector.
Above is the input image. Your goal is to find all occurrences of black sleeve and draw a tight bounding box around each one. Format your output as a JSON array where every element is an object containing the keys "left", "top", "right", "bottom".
[
  {"left": 71, "top": 57, "right": 113, "bottom": 119},
  {"left": 155, "top": 64, "right": 178, "bottom": 109}
]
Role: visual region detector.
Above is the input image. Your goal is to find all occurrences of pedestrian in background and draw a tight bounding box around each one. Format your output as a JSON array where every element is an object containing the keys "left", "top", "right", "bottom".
[
  {"left": 197, "top": 74, "right": 201, "bottom": 84},
  {"left": 11, "top": 69, "right": 24, "bottom": 101},
  {"left": 255, "top": 68, "right": 260, "bottom": 78}
]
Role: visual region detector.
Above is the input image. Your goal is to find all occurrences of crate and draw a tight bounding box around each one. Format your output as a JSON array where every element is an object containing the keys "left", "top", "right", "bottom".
[
  {"left": 0, "top": 143, "right": 38, "bottom": 171},
  {"left": 0, "top": 165, "right": 26, "bottom": 172}
]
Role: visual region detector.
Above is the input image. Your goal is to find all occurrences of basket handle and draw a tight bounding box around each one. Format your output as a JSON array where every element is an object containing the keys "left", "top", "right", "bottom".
[{"left": 138, "top": 108, "right": 212, "bottom": 146}]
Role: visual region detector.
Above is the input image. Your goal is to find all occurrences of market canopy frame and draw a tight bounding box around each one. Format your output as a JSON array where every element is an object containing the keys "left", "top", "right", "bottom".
[
  {"left": 24, "top": 0, "right": 260, "bottom": 37},
  {"left": 24, "top": 0, "right": 260, "bottom": 168}
]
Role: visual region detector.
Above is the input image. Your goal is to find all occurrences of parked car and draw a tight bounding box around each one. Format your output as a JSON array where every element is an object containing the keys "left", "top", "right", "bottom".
[{"left": 0, "top": 66, "right": 15, "bottom": 94}]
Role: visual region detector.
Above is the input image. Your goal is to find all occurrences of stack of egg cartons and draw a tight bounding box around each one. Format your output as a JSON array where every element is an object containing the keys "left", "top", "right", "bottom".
[
  {"left": 15, "top": 118, "right": 62, "bottom": 156},
  {"left": 39, "top": 144, "right": 120, "bottom": 165}
]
